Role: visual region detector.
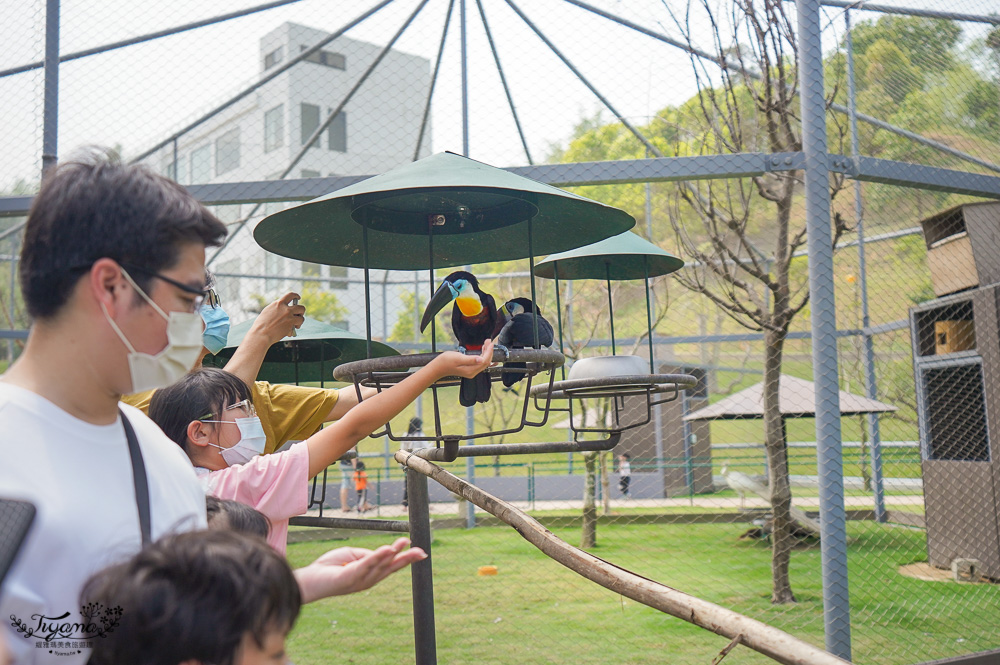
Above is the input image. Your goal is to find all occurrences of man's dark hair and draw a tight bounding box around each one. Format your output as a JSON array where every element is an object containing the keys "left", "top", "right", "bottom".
[
  {"left": 206, "top": 496, "right": 270, "bottom": 540},
  {"left": 19, "top": 148, "right": 227, "bottom": 319},
  {"left": 149, "top": 368, "right": 252, "bottom": 452},
  {"left": 83, "top": 529, "right": 300, "bottom": 665}
]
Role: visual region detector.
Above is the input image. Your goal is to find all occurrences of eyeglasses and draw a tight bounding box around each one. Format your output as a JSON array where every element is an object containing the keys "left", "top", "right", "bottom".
[
  {"left": 204, "top": 288, "right": 221, "bottom": 309},
  {"left": 120, "top": 262, "right": 210, "bottom": 312},
  {"left": 199, "top": 399, "right": 256, "bottom": 422}
]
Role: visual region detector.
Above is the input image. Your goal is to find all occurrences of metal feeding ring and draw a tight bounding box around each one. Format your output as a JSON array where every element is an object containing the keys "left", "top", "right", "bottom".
[
  {"left": 528, "top": 373, "right": 697, "bottom": 400},
  {"left": 333, "top": 348, "right": 565, "bottom": 385}
]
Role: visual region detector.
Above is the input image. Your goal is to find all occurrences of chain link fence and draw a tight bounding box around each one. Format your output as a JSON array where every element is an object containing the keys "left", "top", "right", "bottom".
[{"left": 3, "top": 0, "right": 1000, "bottom": 663}]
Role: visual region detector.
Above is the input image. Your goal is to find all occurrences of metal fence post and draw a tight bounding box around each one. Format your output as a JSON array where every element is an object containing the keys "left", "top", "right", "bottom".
[
  {"left": 408, "top": 468, "right": 437, "bottom": 665},
  {"left": 845, "top": 9, "right": 887, "bottom": 524},
  {"left": 41, "top": 0, "right": 60, "bottom": 178},
  {"left": 798, "top": 0, "right": 851, "bottom": 658}
]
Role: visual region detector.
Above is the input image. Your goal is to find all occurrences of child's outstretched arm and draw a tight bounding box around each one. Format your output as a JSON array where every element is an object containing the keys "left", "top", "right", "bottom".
[{"left": 303, "top": 339, "right": 494, "bottom": 478}]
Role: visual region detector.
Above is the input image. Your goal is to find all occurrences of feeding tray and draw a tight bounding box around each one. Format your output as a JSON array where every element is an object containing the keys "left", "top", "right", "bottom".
[
  {"left": 253, "top": 152, "right": 635, "bottom": 270},
  {"left": 203, "top": 317, "right": 398, "bottom": 384},
  {"left": 529, "top": 355, "right": 696, "bottom": 435},
  {"left": 530, "top": 355, "right": 696, "bottom": 400},
  {"left": 333, "top": 347, "right": 564, "bottom": 443}
]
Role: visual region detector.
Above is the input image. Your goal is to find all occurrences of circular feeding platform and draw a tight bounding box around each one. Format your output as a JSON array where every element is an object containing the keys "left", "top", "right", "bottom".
[
  {"left": 333, "top": 347, "right": 564, "bottom": 386},
  {"left": 527, "top": 355, "right": 696, "bottom": 434},
  {"left": 334, "top": 348, "right": 565, "bottom": 444},
  {"left": 529, "top": 373, "right": 697, "bottom": 401}
]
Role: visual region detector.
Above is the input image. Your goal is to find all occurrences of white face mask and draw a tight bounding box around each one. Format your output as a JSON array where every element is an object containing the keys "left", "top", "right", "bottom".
[
  {"left": 102, "top": 269, "right": 205, "bottom": 393},
  {"left": 205, "top": 416, "right": 267, "bottom": 466}
]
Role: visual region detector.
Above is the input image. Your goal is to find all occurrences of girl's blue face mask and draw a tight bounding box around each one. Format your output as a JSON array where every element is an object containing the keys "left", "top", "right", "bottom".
[{"left": 200, "top": 304, "right": 231, "bottom": 355}]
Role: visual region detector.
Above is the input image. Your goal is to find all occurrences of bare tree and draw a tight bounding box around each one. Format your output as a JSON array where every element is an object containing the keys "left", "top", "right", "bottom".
[{"left": 665, "top": 0, "right": 848, "bottom": 603}]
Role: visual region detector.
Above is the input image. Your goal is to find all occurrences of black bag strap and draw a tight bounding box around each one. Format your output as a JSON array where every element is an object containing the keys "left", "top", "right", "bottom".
[{"left": 119, "top": 409, "right": 151, "bottom": 547}]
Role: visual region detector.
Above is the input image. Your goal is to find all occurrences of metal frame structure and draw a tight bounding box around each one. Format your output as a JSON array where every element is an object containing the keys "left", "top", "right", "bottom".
[{"left": 1, "top": 1, "right": 1000, "bottom": 662}]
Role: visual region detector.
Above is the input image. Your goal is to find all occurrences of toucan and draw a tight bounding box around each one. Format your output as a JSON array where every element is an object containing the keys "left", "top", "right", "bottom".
[
  {"left": 420, "top": 271, "right": 500, "bottom": 407},
  {"left": 496, "top": 297, "right": 555, "bottom": 388}
]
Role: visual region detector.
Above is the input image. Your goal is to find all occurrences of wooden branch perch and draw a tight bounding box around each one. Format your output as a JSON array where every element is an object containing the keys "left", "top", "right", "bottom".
[{"left": 395, "top": 451, "right": 852, "bottom": 665}]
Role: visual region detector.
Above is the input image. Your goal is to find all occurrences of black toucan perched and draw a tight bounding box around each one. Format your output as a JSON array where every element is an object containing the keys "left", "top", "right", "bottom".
[
  {"left": 496, "top": 297, "right": 555, "bottom": 388},
  {"left": 420, "top": 271, "right": 500, "bottom": 407}
]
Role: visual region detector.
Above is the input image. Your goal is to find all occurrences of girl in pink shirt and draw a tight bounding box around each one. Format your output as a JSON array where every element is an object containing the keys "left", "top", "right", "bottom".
[{"left": 149, "top": 342, "right": 493, "bottom": 554}]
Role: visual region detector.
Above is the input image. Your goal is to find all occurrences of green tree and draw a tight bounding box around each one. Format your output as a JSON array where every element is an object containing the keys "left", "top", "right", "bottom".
[
  {"left": 246, "top": 283, "right": 346, "bottom": 327},
  {"left": 297, "top": 283, "right": 346, "bottom": 326},
  {"left": 556, "top": 0, "right": 851, "bottom": 604},
  {"left": 389, "top": 289, "right": 450, "bottom": 346}
]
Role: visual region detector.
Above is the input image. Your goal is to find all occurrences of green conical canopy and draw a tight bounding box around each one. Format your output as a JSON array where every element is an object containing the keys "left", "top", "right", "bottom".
[
  {"left": 203, "top": 317, "right": 398, "bottom": 385},
  {"left": 253, "top": 152, "right": 635, "bottom": 270},
  {"left": 533, "top": 232, "right": 684, "bottom": 280}
]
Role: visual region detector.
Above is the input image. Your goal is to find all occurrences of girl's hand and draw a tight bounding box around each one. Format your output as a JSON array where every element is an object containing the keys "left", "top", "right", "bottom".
[
  {"left": 296, "top": 537, "right": 427, "bottom": 602},
  {"left": 432, "top": 338, "right": 494, "bottom": 380}
]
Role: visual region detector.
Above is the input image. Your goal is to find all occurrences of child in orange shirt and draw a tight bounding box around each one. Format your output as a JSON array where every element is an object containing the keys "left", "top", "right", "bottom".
[{"left": 354, "top": 461, "right": 372, "bottom": 513}]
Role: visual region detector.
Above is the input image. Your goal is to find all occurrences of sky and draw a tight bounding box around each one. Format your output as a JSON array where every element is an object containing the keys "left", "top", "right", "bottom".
[{"left": 0, "top": 0, "right": 995, "bottom": 192}]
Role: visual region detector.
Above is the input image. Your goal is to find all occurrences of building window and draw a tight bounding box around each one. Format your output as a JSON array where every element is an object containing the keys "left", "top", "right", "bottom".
[
  {"left": 301, "top": 262, "right": 348, "bottom": 290},
  {"left": 329, "top": 265, "right": 348, "bottom": 290},
  {"left": 264, "top": 47, "right": 283, "bottom": 70},
  {"left": 215, "top": 128, "right": 241, "bottom": 175},
  {"left": 217, "top": 258, "right": 241, "bottom": 309},
  {"left": 164, "top": 155, "right": 187, "bottom": 184},
  {"left": 328, "top": 111, "right": 347, "bottom": 152},
  {"left": 265, "top": 252, "right": 284, "bottom": 292},
  {"left": 264, "top": 105, "right": 284, "bottom": 153},
  {"left": 301, "top": 262, "right": 322, "bottom": 289},
  {"left": 300, "top": 45, "right": 345, "bottom": 70},
  {"left": 189, "top": 145, "right": 211, "bottom": 184},
  {"left": 300, "top": 103, "right": 320, "bottom": 148},
  {"left": 212, "top": 205, "right": 241, "bottom": 224}
]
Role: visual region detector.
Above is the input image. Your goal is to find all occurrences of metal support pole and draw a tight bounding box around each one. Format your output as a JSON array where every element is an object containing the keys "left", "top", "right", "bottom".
[
  {"left": 407, "top": 469, "right": 437, "bottom": 665},
  {"left": 474, "top": 0, "right": 533, "bottom": 164},
  {"left": 644, "top": 258, "right": 654, "bottom": 373},
  {"left": 414, "top": 271, "right": 423, "bottom": 422},
  {"left": 465, "top": 407, "right": 476, "bottom": 528},
  {"left": 565, "top": 277, "right": 574, "bottom": 475},
  {"left": 682, "top": 391, "right": 693, "bottom": 493},
  {"left": 465, "top": 261, "right": 476, "bottom": 529},
  {"left": 503, "top": 0, "right": 664, "bottom": 158},
  {"left": 362, "top": 222, "right": 372, "bottom": 359},
  {"left": 171, "top": 138, "right": 179, "bottom": 182},
  {"left": 1, "top": 0, "right": 304, "bottom": 79},
  {"left": 415, "top": 0, "right": 456, "bottom": 160},
  {"left": 605, "top": 263, "right": 615, "bottom": 354},
  {"left": 382, "top": 267, "right": 391, "bottom": 470},
  {"left": 7, "top": 236, "right": 17, "bottom": 362},
  {"left": 846, "top": 10, "right": 886, "bottom": 523},
  {"left": 645, "top": 147, "right": 654, "bottom": 239},
  {"left": 799, "top": 0, "right": 850, "bottom": 659},
  {"left": 41, "top": 0, "right": 60, "bottom": 178},
  {"left": 460, "top": 0, "right": 469, "bottom": 157}
]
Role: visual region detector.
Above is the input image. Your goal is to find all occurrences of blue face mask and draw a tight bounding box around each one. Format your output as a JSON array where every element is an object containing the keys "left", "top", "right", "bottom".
[{"left": 200, "top": 304, "right": 231, "bottom": 355}]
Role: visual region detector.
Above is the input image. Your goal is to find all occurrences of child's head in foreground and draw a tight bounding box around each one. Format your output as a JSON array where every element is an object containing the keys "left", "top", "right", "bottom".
[
  {"left": 83, "top": 529, "right": 301, "bottom": 665},
  {"left": 206, "top": 495, "right": 270, "bottom": 540}
]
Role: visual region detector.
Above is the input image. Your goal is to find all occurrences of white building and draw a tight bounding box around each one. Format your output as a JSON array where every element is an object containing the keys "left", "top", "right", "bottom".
[{"left": 145, "top": 22, "right": 432, "bottom": 337}]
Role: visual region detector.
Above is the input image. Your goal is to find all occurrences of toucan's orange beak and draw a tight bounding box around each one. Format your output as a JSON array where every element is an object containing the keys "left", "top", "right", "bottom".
[{"left": 456, "top": 294, "right": 483, "bottom": 317}]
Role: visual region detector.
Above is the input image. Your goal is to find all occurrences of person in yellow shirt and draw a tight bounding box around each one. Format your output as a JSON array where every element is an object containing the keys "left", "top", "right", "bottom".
[{"left": 122, "top": 288, "right": 376, "bottom": 454}]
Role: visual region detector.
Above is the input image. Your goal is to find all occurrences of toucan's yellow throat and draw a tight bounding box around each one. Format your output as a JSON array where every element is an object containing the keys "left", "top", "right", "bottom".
[{"left": 456, "top": 294, "right": 483, "bottom": 317}]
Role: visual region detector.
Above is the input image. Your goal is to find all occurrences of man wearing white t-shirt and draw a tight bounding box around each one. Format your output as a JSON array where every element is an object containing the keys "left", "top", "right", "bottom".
[{"left": 0, "top": 152, "right": 425, "bottom": 665}]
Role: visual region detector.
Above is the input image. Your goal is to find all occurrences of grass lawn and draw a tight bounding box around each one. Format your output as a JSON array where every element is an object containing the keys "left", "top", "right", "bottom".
[{"left": 285, "top": 521, "right": 998, "bottom": 665}]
